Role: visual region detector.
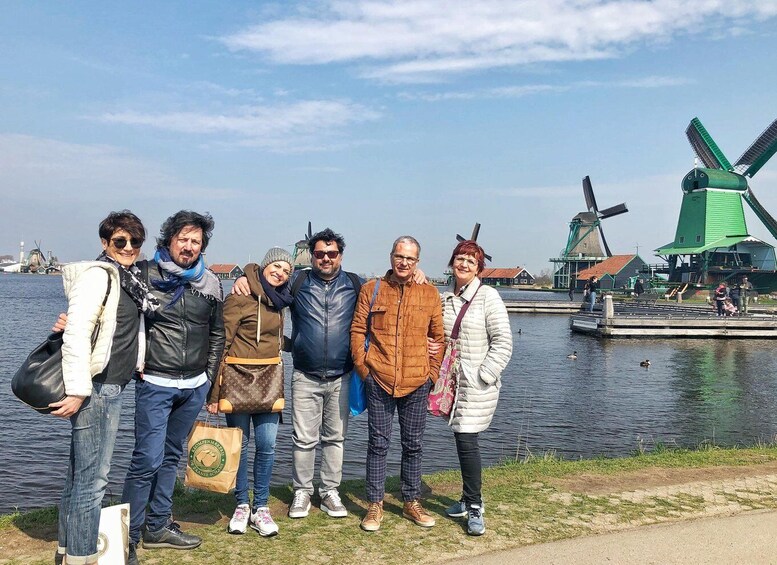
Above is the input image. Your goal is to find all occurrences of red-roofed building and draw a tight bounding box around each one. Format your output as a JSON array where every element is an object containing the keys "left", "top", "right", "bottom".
[
  {"left": 209, "top": 263, "right": 244, "bottom": 280},
  {"left": 576, "top": 254, "right": 647, "bottom": 290},
  {"left": 479, "top": 267, "right": 535, "bottom": 287}
]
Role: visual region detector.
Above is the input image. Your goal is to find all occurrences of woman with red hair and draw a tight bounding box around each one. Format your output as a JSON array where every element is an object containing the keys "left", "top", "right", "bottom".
[{"left": 441, "top": 240, "right": 512, "bottom": 536}]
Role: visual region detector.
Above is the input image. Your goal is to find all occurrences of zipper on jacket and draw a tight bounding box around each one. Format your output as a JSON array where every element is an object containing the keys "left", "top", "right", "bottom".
[
  {"left": 181, "top": 290, "right": 188, "bottom": 376},
  {"left": 323, "top": 280, "right": 330, "bottom": 376},
  {"left": 393, "top": 283, "right": 404, "bottom": 395}
]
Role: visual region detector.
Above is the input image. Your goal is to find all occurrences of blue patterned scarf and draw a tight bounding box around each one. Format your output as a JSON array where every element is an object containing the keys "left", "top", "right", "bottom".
[{"left": 152, "top": 247, "right": 223, "bottom": 307}]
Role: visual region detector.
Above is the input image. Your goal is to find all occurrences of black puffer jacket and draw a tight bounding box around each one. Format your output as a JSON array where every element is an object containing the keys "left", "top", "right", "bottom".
[
  {"left": 141, "top": 260, "right": 226, "bottom": 381},
  {"left": 291, "top": 268, "right": 360, "bottom": 378}
]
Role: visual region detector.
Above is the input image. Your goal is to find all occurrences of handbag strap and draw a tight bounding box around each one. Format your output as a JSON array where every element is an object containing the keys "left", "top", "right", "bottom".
[
  {"left": 450, "top": 283, "right": 480, "bottom": 341},
  {"left": 90, "top": 274, "right": 113, "bottom": 349},
  {"left": 364, "top": 278, "right": 381, "bottom": 352}
]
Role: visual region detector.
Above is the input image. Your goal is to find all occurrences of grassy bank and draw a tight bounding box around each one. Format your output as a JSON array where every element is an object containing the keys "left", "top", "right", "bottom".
[{"left": 5, "top": 446, "right": 777, "bottom": 564}]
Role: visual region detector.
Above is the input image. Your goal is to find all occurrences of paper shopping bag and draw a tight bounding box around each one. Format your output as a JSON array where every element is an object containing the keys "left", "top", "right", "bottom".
[
  {"left": 184, "top": 421, "right": 243, "bottom": 494},
  {"left": 96, "top": 503, "right": 130, "bottom": 564}
]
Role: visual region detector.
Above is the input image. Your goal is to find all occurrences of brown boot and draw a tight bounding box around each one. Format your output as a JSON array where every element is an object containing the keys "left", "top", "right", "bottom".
[
  {"left": 360, "top": 501, "right": 384, "bottom": 532},
  {"left": 403, "top": 499, "right": 436, "bottom": 527}
]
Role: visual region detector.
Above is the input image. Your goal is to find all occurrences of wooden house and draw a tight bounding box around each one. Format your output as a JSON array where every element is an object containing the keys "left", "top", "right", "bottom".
[
  {"left": 209, "top": 263, "right": 244, "bottom": 280},
  {"left": 479, "top": 267, "right": 535, "bottom": 287},
  {"left": 575, "top": 254, "right": 648, "bottom": 290}
]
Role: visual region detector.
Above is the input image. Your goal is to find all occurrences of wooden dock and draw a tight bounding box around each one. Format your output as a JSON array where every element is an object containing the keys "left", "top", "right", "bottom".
[
  {"left": 503, "top": 300, "right": 584, "bottom": 314},
  {"left": 569, "top": 296, "right": 777, "bottom": 338}
]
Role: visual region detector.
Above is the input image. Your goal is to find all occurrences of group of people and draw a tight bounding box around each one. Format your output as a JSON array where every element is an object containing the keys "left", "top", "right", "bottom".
[
  {"left": 50, "top": 210, "right": 513, "bottom": 565},
  {"left": 713, "top": 277, "right": 754, "bottom": 316}
]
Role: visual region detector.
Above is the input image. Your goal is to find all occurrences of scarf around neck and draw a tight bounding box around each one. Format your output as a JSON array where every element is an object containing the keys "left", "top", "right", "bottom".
[
  {"left": 259, "top": 270, "right": 293, "bottom": 310},
  {"left": 152, "top": 247, "right": 223, "bottom": 306},
  {"left": 96, "top": 251, "right": 160, "bottom": 314}
]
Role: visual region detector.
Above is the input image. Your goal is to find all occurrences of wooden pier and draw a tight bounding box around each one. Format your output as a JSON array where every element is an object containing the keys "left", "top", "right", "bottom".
[
  {"left": 503, "top": 300, "right": 584, "bottom": 314},
  {"left": 569, "top": 296, "right": 777, "bottom": 338}
]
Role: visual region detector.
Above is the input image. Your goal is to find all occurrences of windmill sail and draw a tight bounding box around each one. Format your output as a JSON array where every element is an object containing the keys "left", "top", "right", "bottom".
[
  {"left": 455, "top": 222, "right": 492, "bottom": 261},
  {"left": 686, "top": 118, "right": 733, "bottom": 171},
  {"left": 743, "top": 188, "right": 777, "bottom": 242},
  {"left": 598, "top": 203, "right": 628, "bottom": 219},
  {"left": 735, "top": 118, "right": 777, "bottom": 178}
]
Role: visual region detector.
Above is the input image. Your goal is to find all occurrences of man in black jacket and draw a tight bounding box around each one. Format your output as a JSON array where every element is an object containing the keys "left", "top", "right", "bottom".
[{"left": 122, "top": 211, "right": 225, "bottom": 559}]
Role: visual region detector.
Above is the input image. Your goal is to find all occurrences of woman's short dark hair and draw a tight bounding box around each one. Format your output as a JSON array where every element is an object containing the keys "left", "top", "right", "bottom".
[
  {"left": 448, "top": 240, "right": 485, "bottom": 274},
  {"left": 308, "top": 228, "right": 346, "bottom": 254},
  {"left": 98, "top": 210, "right": 146, "bottom": 243},
  {"left": 157, "top": 210, "right": 215, "bottom": 250}
]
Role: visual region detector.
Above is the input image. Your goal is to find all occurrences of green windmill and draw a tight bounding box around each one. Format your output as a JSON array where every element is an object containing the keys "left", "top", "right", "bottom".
[{"left": 656, "top": 117, "right": 777, "bottom": 289}]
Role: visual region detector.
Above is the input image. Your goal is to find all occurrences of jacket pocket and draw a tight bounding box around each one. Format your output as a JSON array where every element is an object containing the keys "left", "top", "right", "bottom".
[{"left": 370, "top": 306, "right": 387, "bottom": 331}]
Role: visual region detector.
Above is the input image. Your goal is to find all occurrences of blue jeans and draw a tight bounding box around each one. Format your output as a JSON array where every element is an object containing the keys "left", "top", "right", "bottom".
[
  {"left": 121, "top": 379, "right": 209, "bottom": 543},
  {"left": 589, "top": 291, "right": 597, "bottom": 312},
  {"left": 226, "top": 412, "right": 280, "bottom": 508},
  {"left": 57, "top": 382, "right": 124, "bottom": 563}
]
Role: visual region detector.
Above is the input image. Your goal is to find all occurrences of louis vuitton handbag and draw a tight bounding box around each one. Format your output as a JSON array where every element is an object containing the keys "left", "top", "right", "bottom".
[{"left": 216, "top": 357, "right": 285, "bottom": 414}]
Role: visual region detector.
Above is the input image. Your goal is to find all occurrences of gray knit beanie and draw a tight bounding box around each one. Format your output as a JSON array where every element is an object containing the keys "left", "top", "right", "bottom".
[{"left": 260, "top": 247, "right": 294, "bottom": 273}]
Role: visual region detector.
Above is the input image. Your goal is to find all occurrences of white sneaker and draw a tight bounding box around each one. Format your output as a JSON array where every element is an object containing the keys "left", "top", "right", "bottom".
[
  {"left": 250, "top": 507, "right": 279, "bottom": 537},
  {"left": 288, "top": 490, "right": 311, "bottom": 518},
  {"left": 227, "top": 503, "right": 250, "bottom": 534},
  {"left": 320, "top": 490, "right": 348, "bottom": 518}
]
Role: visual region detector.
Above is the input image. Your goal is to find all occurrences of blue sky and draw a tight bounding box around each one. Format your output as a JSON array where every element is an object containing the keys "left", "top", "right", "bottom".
[{"left": 1, "top": 1, "right": 776, "bottom": 277}]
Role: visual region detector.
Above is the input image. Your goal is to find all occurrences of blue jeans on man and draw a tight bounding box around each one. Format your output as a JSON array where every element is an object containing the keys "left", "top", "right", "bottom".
[
  {"left": 225, "top": 412, "right": 280, "bottom": 508},
  {"left": 365, "top": 376, "right": 431, "bottom": 502},
  {"left": 589, "top": 291, "right": 597, "bottom": 312},
  {"left": 57, "top": 382, "right": 124, "bottom": 563},
  {"left": 121, "top": 378, "right": 209, "bottom": 544}
]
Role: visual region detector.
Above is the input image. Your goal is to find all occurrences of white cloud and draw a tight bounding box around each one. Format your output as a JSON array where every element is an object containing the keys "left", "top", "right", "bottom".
[
  {"left": 220, "top": 0, "right": 777, "bottom": 83},
  {"left": 398, "top": 75, "right": 689, "bottom": 101},
  {"left": 96, "top": 100, "right": 381, "bottom": 151},
  {"left": 0, "top": 134, "right": 236, "bottom": 202}
]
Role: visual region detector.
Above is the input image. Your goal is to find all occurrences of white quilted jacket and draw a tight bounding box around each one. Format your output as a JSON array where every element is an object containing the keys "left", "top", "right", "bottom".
[
  {"left": 442, "top": 278, "right": 513, "bottom": 433},
  {"left": 61, "top": 262, "right": 122, "bottom": 396}
]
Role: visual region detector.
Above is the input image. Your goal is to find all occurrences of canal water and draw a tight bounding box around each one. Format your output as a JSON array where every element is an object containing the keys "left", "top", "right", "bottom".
[{"left": 2, "top": 276, "right": 777, "bottom": 513}]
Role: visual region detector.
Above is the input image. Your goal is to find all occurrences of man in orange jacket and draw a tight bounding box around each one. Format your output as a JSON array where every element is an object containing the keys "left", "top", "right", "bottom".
[{"left": 351, "top": 235, "right": 444, "bottom": 532}]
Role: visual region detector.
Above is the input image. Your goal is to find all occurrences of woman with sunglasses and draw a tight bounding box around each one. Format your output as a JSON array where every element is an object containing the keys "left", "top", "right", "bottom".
[
  {"left": 54, "top": 210, "right": 158, "bottom": 565},
  {"left": 441, "top": 240, "right": 512, "bottom": 537},
  {"left": 207, "top": 247, "right": 294, "bottom": 537}
]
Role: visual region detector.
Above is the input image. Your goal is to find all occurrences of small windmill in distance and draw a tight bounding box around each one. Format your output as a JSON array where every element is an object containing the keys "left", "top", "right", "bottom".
[{"left": 292, "top": 221, "right": 313, "bottom": 270}]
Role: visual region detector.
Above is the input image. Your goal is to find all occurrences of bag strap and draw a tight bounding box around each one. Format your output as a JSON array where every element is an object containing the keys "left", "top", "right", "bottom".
[
  {"left": 90, "top": 273, "right": 113, "bottom": 349},
  {"left": 346, "top": 271, "right": 362, "bottom": 295},
  {"left": 290, "top": 269, "right": 310, "bottom": 297},
  {"left": 364, "top": 278, "right": 381, "bottom": 352},
  {"left": 450, "top": 283, "right": 480, "bottom": 341}
]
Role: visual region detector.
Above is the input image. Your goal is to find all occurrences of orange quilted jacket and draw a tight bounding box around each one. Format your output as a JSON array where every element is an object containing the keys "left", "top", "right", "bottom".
[{"left": 350, "top": 272, "right": 444, "bottom": 397}]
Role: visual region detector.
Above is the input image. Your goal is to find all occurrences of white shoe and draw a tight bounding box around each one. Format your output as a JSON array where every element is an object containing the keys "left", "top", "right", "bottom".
[
  {"left": 288, "top": 490, "right": 311, "bottom": 518},
  {"left": 250, "top": 507, "right": 279, "bottom": 537},
  {"left": 320, "top": 490, "right": 348, "bottom": 518},
  {"left": 227, "top": 503, "right": 250, "bottom": 534}
]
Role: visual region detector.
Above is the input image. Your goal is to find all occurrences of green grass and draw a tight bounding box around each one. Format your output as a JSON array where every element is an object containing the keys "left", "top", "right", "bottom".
[{"left": 5, "top": 446, "right": 777, "bottom": 565}]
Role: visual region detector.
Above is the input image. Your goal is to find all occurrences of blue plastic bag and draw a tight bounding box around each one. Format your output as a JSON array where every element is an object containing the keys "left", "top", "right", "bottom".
[{"left": 349, "top": 369, "right": 367, "bottom": 416}]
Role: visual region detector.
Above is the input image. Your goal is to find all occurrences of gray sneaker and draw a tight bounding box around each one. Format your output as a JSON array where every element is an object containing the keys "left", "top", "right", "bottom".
[
  {"left": 467, "top": 504, "right": 486, "bottom": 536},
  {"left": 142, "top": 521, "right": 201, "bottom": 549},
  {"left": 444, "top": 500, "right": 467, "bottom": 518},
  {"left": 288, "top": 490, "right": 311, "bottom": 518},
  {"left": 320, "top": 490, "right": 348, "bottom": 518}
]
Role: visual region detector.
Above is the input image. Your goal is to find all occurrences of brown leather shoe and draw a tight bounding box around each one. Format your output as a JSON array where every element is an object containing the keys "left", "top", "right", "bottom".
[
  {"left": 361, "top": 501, "right": 384, "bottom": 532},
  {"left": 403, "top": 499, "right": 436, "bottom": 527}
]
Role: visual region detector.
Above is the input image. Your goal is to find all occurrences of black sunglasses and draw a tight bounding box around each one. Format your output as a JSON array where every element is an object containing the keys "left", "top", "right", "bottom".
[
  {"left": 111, "top": 237, "right": 143, "bottom": 249},
  {"left": 313, "top": 250, "right": 340, "bottom": 259}
]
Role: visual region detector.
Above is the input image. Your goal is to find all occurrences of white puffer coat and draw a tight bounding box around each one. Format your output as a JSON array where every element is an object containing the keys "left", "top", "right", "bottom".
[
  {"left": 442, "top": 277, "right": 513, "bottom": 433},
  {"left": 61, "top": 262, "right": 123, "bottom": 396}
]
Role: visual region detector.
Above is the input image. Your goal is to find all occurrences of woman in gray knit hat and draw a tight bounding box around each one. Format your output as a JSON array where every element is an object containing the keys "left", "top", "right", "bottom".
[{"left": 207, "top": 247, "right": 294, "bottom": 537}]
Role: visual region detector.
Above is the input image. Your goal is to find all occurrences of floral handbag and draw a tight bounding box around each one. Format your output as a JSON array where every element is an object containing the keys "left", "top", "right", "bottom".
[{"left": 428, "top": 285, "right": 480, "bottom": 418}]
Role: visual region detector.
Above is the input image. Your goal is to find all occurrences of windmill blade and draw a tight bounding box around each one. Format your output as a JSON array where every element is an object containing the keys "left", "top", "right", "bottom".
[
  {"left": 598, "top": 202, "right": 628, "bottom": 219},
  {"left": 455, "top": 234, "right": 466, "bottom": 242},
  {"left": 582, "top": 176, "right": 598, "bottom": 212},
  {"left": 483, "top": 251, "right": 492, "bottom": 262},
  {"left": 304, "top": 221, "right": 312, "bottom": 241},
  {"left": 685, "top": 117, "right": 733, "bottom": 171},
  {"left": 598, "top": 224, "right": 613, "bottom": 257},
  {"left": 734, "top": 118, "right": 777, "bottom": 178},
  {"left": 743, "top": 187, "right": 777, "bottom": 242},
  {"left": 470, "top": 223, "right": 481, "bottom": 241}
]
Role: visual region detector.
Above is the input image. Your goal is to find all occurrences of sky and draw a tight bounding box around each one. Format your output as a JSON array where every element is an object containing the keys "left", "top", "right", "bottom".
[{"left": 1, "top": 1, "right": 777, "bottom": 278}]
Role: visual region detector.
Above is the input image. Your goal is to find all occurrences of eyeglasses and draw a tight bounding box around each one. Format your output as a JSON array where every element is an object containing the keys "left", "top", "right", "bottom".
[
  {"left": 111, "top": 237, "right": 143, "bottom": 249},
  {"left": 453, "top": 255, "right": 477, "bottom": 267},
  {"left": 392, "top": 253, "right": 419, "bottom": 265},
  {"left": 313, "top": 250, "right": 340, "bottom": 260}
]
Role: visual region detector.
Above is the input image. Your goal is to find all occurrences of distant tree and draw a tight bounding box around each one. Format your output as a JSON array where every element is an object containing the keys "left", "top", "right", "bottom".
[{"left": 534, "top": 268, "right": 553, "bottom": 287}]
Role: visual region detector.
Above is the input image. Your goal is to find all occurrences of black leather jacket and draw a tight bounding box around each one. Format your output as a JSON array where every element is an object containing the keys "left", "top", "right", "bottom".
[
  {"left": 290, "top": 269, "right": 360, "bottom": 378},
  {"left": 141, "top": 260, "right": 226, "bottom": 381}
]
